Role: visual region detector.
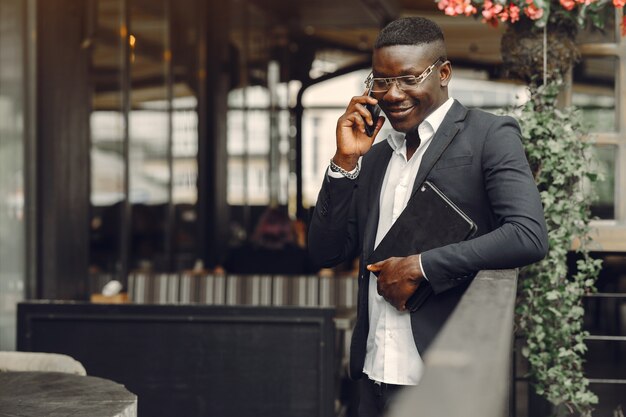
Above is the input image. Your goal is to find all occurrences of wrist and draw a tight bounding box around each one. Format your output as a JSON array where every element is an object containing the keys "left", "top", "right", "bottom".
[
  {"left": 408, "top": 254, "right": 424, "bottom": 281},
  {"left": 332, "top": 154, "right": 359, "bottom": 171},
  {"left": 329, "top": 158, "right": 359, "bottom": 180}
]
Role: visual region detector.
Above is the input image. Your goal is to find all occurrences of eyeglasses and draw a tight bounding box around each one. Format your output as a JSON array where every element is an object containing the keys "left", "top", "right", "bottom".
[{"left": 365, "top": 58, "right": 444, "bottom": 93}]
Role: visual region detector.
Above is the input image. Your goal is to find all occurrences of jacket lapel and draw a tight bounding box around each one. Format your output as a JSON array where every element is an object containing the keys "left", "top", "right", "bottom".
[
  {"left": 363, "top": 143, "right": 393, "bottom": 257},
  {"left": 410, "top": 101, "right": 468, "bottom": 196}
]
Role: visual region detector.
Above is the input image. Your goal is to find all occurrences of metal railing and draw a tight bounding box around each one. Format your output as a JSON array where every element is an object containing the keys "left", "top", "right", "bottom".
[{"left": 388, "top": 269, "right": 519, "bottom": 417}]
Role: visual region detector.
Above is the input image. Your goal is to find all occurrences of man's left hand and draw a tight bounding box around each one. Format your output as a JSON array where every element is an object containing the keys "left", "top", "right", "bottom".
[{"left": 367, "top": 255, "right": 424, "bottom": 311}]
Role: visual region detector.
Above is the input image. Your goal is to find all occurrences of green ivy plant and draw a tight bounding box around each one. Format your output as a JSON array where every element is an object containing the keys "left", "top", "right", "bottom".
[{"left": 513, "top": 78, "right": 603, "bottom": 416}]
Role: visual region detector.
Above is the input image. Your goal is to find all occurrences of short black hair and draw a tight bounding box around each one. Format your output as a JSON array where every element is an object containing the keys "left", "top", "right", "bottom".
[{"left": 374, "top": 17, "right": 445, "bottom": 49}]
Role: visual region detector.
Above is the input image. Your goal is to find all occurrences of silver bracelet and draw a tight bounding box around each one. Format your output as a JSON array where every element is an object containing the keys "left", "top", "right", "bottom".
[{"left": 329, "top": 159, "right": 360, "bottom": 180}]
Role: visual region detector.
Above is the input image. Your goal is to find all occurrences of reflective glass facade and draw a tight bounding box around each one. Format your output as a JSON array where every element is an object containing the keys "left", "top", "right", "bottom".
[{"left": 0, "top": 0, "right": 25, "bottom": 349}]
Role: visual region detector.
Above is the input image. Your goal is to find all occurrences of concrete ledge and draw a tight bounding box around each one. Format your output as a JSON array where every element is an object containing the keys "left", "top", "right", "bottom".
[{"left": 388, "top": 269, "right": 518, "bottom": 417}]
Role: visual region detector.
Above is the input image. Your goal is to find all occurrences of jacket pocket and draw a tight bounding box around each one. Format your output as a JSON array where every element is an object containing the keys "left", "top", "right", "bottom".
[{"left": 434, "top": 155, "right": 473, "bottom": 170}]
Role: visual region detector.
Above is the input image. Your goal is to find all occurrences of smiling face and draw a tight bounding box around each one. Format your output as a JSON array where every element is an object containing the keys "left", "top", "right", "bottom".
[{"left": 372, "top": 43, "right": 451, "bottom": 133}]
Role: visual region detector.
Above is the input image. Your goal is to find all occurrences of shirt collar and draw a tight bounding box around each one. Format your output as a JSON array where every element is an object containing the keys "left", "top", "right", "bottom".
[{"left": 386, "top": 97, "right": 455, "bottom": 154}]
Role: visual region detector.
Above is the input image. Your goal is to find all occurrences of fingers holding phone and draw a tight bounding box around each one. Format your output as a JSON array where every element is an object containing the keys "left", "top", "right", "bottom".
[
  {"left": 334, "top": 92, "right": 385, "bottom": 169},
  {"left": 364, "top": 90, "right": 382, "bottom": 137}
]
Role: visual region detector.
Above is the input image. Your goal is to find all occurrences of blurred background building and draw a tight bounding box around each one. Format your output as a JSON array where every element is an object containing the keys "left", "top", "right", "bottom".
[{"left": 0, "top": 0, "right": 624, "bottom": 415}]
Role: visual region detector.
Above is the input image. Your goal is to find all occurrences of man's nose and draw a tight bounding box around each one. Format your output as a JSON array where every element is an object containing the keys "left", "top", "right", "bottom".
[{"left": 383, "top": 81, "right": 406, "bottom": 101}]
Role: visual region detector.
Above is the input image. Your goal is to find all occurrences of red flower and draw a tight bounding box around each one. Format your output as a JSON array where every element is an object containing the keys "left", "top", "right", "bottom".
[
  {"left": 435, "top": 0, "right": 624, "bottom": 36},
  {"left": 438, "top": 0, "right": 478, "bottom": 16},
  {"left": 482, "top": 0, "right": 504, "bottom": 19},
  {"left": 508, "top": 4, "right": 521, "bottom": 22},
  {"left": 524, "top": 1, "right": 545, "bottom": 20}
]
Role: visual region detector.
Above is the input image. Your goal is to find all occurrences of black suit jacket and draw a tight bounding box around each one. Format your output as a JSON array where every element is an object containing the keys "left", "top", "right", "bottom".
[{"left": 308, "top": 100, "right": 549, "bottom": 379}]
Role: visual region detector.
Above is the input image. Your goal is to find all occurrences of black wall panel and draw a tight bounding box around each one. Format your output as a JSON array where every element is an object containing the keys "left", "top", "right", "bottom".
[{"left": 18, "top": 302, "right": 335, "bottom": 417}]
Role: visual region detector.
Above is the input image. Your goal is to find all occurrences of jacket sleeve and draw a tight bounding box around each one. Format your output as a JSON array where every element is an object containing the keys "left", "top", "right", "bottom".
[
  {"left": 420, "top": 116, "right": 549, "bottom": 294},
  {"left": 308, "top": 172, "right": 361, "bottom": 270}
]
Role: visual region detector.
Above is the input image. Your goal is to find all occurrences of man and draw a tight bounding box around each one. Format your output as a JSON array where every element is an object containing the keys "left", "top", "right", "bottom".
[{"left": 307, "top": 17, "right": 549, "bottom": 417}]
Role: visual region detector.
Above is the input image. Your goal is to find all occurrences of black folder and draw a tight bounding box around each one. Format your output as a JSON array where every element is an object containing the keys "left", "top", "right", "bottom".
[{"left": 368, "top": 180, "right": 477, "bottom": 312}]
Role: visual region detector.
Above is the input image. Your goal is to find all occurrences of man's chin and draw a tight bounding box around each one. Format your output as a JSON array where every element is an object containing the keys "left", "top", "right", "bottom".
[{"left": 387, "top": 119, "right": 415, "bottom": 133}]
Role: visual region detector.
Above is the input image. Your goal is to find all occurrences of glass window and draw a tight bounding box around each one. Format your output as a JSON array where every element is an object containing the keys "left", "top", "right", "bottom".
[
  {"left": 90, "top": 0, "right": 125, "bottom": 275},
  {"left": 128, "top": 0, "right": 169, "bottom": 271},
  {"left": 449, "top": 70, "right": 529, "bottom": 112},
  {"left": 0, "top": 0, "right": 26, "bottom": 350},
  {"left": 589, "top": 145, "right": 616, "bottom": 220},
  {"left": 226, "top": 2, "right": 293, "bottom": 240},
  {"left": 172, "top": 95, "right": 198, "bottom": 204},
  {"left": 89, "top": 0, "right": 201, "bottom": 275},
  {"left": 169, "top": 0, "right": 201, "bottom": 269},
  {"left": 226, "top": 89, "right": 274, "bottom": 206},
  {"left": 302, "top": 70, "right": 369, "bottom": 208},
  {"left": 572, "top": 57, "right": 617, "bottom": 133}
]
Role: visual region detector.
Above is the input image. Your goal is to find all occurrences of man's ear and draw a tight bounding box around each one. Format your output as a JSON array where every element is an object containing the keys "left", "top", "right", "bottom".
[{"left": 439, "top": 61, "right": 452, "bottom": 87}]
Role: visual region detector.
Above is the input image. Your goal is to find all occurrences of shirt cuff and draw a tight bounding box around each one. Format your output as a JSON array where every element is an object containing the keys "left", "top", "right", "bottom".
[
  {"left": 327, "top": 164, "right": 359, "bottom": 179},
  {"left": 419, "top": 254, "right": 429, "bottom": 282}
]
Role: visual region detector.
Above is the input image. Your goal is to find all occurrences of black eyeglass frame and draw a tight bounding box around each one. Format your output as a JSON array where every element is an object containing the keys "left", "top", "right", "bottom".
[{"left": 365, "top": 58, "right": 446, "bottom": 93}]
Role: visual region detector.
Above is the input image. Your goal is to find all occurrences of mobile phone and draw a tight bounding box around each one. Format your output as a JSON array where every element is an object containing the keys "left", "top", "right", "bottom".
[{"left": 364, "top": 89, "right": 381, "bottom": 137}]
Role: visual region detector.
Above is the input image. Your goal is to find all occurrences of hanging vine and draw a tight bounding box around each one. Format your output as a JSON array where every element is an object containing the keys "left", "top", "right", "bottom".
[{"left": 514, "top": 79, "right": 603, "bottom": 415}]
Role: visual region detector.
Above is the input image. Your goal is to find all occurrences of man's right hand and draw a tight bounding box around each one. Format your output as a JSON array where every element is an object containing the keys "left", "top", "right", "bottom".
[{"left": 333, "top": 92, "right": 385, "bottom": 171}]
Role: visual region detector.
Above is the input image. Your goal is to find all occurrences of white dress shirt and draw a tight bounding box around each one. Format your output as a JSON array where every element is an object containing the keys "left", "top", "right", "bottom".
[{"left": 362, "top": 97, "right": 455, "bottom": 385}]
